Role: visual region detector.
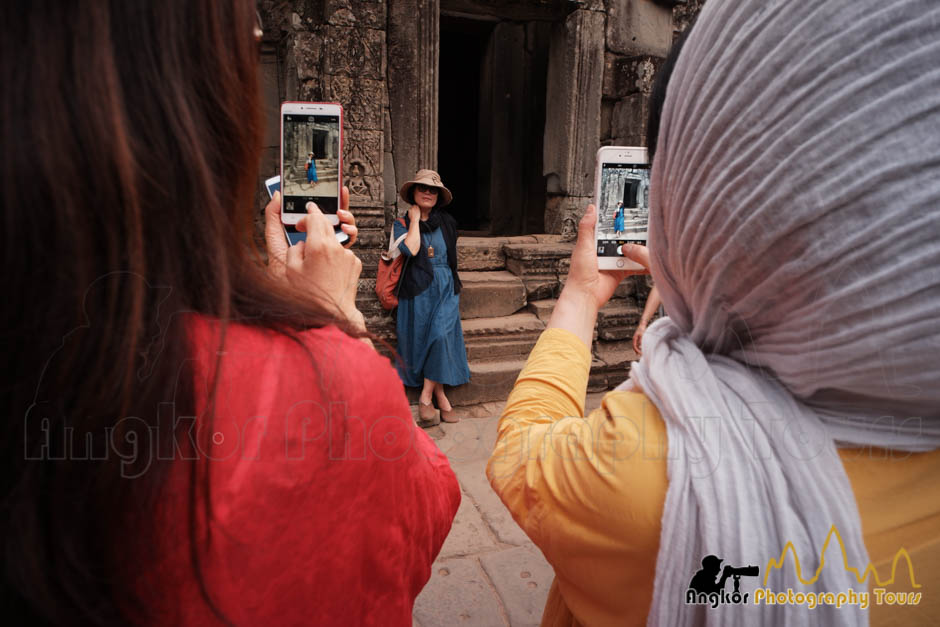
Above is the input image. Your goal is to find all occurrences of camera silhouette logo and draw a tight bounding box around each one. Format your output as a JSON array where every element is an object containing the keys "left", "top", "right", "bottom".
[{"left": 686, "top": 555, "right": 760, "bottom": 608}]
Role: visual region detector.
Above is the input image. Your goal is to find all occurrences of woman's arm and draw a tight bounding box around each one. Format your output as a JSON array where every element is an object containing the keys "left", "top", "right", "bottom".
[
  {"left": 403, "top": 205, "right": 421, "bottom": 256},
  {"left": 633, "top": 285, "right": 661, "bottom": 354}
]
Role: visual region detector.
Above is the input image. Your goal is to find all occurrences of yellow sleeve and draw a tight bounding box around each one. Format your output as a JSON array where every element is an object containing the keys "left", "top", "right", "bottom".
[{"left": 486, "top": 328, "right": 668, "bottom": 626}]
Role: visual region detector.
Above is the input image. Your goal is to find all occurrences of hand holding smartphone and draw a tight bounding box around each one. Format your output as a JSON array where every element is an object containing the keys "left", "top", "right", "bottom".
[
  {"left": 594, "top": 146, "right": 650, "bottom": 271},
  {"left": 279, "top": 101, "right": 348, "bottom": 245}
]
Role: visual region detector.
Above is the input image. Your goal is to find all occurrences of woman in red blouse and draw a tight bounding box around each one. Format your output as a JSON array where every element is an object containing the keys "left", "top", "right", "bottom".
[{"left": 0, "top": 1, "right": 459, "bottom": 624}]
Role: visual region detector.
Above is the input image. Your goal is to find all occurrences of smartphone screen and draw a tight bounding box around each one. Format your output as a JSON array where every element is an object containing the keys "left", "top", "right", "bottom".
[
  {"left": 281, "top": 112, "right": 341, "bottom": 222},
  {"left": 596, "top": 162, "right": 651, "bottom": 257}
]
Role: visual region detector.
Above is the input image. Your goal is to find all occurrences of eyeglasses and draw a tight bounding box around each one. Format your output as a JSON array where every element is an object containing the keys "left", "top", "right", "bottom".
[{"left": 415, "top": 184, "right": 439, "bottom": 195}]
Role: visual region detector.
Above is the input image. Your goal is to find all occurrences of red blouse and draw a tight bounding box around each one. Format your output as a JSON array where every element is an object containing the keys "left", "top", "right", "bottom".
[{"left": 134, "top": 318, "right": 460, "bottom": 625}]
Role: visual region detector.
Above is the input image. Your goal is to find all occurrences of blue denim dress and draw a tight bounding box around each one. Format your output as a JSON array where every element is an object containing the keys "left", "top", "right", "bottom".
[{"left": 393, "top": 223, "right": 471, "bottom": 388}]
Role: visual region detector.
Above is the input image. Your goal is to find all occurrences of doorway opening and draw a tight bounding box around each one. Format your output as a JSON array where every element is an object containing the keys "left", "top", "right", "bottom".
[
  {"left": 438, "top": 15, "right": 551, "bottom": 236},
  {"left": 438, "top": 16, "right": 492, "bottom": 233}
]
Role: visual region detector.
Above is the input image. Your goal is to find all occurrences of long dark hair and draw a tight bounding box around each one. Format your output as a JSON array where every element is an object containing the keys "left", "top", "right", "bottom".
[{"left": 0, "top": 1, "right": 353, "bottom": 623}]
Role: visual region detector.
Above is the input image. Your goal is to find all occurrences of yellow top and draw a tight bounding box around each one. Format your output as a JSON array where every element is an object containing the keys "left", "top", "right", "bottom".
[{"left": 486, "top": 328, "right": 940, "bottom": 627}]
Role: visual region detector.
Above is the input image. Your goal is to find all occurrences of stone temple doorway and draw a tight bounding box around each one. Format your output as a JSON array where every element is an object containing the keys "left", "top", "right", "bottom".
[{"left": 438, "top": 7, "right": 554, "bottom": 236}]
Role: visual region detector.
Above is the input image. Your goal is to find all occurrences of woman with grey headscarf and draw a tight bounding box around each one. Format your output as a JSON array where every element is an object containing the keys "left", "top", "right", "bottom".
[{"left": 487, "top": 0, "right": 940, "bottom": 625}]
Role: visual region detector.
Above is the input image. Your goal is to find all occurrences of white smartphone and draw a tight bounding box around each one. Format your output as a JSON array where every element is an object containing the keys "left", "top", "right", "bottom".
[
  {"left": 280, "top": 101, "right": 344, "bottom": 229},
  {"left": 265, "top": 175, "right": 308, "bottom": 246},
  {"left": 594, "top": 146, "right": 650, "bottom": 271}
]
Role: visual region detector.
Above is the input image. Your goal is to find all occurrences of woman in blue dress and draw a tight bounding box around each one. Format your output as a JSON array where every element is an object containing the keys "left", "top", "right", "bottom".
[
  {"left": 393, "top": 170, "right": 470, "bottom": 423},
  {"left": 306, "top": 151, "right": 318, "bottom": 187},
  {"left": 613, "top": 200, "right": 625, "bottom": 236}
]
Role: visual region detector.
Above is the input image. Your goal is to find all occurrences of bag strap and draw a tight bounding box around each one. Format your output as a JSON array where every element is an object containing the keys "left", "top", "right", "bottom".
[{"left": 386, "top": 217, "right": 409, "bottom": 259}]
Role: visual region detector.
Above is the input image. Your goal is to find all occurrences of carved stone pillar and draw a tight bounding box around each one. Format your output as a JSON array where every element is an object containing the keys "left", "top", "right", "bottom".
[
  {"left": 388, "top": 0, "right": 439, "bottom": 211},
  {"left": 542, "top": 9, "right": 606, "bottom": 238}
]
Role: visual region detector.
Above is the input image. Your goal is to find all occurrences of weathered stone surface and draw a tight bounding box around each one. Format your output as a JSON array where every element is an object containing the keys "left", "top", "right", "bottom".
[
  {"left": 543, "top": 10, "right": 605, "bottom": 198},
  {"left": 388, "top": 0, "right": 438, "bottom": 210},
  {"left": 607, "top": 0, "right": 674, "bottom": 57},
  {"left": 326, "top": 0, "right": 387, "bottom": 29},
  {"left": 413, "top": 557, "right": 507, "bottom": 627},
  {"left": 612, "top": 93, "right": 651, "bottom": 147},
  {"left": 597, "top": 301, "right": 643, "bottom": 340},
  {"left": 457, "top": 237, "right": 509, "bottom": 271},
  {"left": 603, "top": 53, "right": 662, "bottom": 100},
  {"left": 453, "top": 457, "right": 532, "bottom": 546},
  {"left": 480, "top": 546, "right": 554, "bottom": 627},
  {"left": 448, "top": 358, "right": 528, "bottom": 406},
  {"left": 544, "top": 195, "right": 592, "bottom": 240},
  {"left": 322, "top": 26, "right": 385, "bottom": 79},
  {"left": 459, "top": 271, "right": 527, "bottom": 319},
  {"left": 432, "top": 414, "right": 499, "bottom": 463},
  {"left": 356, "top": 249, "right": 382, "bottom": 278},
  {"left": 527, "top": 299, "right": 556, "bottom": 323},
  {"left": 521, "top": 278, "right": 558, "bottom": 301},
  {"left": 350, "top": 206, "right": 386, "bottom": 229},
  {"left": 588, "top": 357, "right": 609, "bottom": 393},
  {"left": 343, "top": 129, "right": 384, "bottom": 188},
  {"left": 462, "top": 313, "right": 544, "bottom": 361},
  {"left": 595, "top": 338, "right": 640, "bottom": 371},
  {"left": 503, "top": 242, "right": 574, "bottom": 277},
  {"left": 438, "top": 489, "right": 498, "bottom": 559},
  {"left": 322, "top": 74, "right": 384, "bottom": 131}
]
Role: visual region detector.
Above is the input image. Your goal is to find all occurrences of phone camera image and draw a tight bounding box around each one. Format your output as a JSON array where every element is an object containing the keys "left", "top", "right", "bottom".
[
  {"left": 597, "top": 163, "right": 650, "bottom": 257},
  {"left": 282, "top": 113, "right": 340, "bottom": 216}
]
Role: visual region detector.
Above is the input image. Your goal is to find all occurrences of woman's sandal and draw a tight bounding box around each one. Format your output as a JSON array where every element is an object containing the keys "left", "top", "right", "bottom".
[
  {"left": 418, "top": 399, "right": 438, "bottom": 423},
  {"left": 439, "top": 407, "right": 459, "bottom": 423}
]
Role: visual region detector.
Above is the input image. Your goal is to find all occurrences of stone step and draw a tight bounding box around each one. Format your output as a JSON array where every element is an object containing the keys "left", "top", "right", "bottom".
[
  {"left": 462, "top": 312, "right": 545, "bottom": 361},
  {"left": 503, "top": 242, "right": 574, "bottom": 278},
  {"left": 597, "top": 301, "right": 643, "bottom": 341},
  {"left": 447, "top": 357, "right": 529, "bottom": 406},
  {"left": 458, "top": 271, "right": 527, "bottom": 320},
  {"left": 457, "top": 235, "right": 538, "bottom": 271}
]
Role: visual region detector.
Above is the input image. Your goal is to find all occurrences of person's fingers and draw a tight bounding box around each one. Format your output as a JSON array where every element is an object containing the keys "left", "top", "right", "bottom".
[
  {"left": 285, "top": 239, "right": 305, "bottom": 271},
  {"left": 337, "top": 208, "right": 358, "bottom": 248},
  {"left": 264, "top": 191, "right": 289, "bottom": 266},
  {"left": 297, "top": 201, "right": 335, "bottom": 241},
  {"left": 575, "top": 205, "right": 598, "bottom": 253},
  {"left": 633, "top": 330, "right": 642, "bottom": 355},
  {"left": 340, "top": 186, "right": 350, "bottom": 213},
  {"left": 620, "top": 243, "right": 651, "bottom": 271}
]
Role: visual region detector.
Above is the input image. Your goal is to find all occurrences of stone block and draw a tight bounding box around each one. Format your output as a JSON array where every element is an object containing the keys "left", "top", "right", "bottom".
[
  {"left": 458, "top": 237, "right": 509, "bottom": 271},
  {"left": 290, "top": 32, "right": 324, "bottom": 81},
  {"left": 527, "top": 299, "right": 556, "bottom": 323},
  {"left": 612, "top": 93, "right": 651, "bottom": 147},
  {"left": 479, "top": 546, "right": 555, "bottom": 627},
  {"left": 459, "top": 271, "right": 527, "bottom": 319},
  {"left": 597, "top": 301, "right": 643, "bottom": 340},
  {"left": 607, "top": 0, "right": 674, "bottom": 57},
  {"left": 413, "top": 557, "right": 507, "bottom": 627},
  {"left": 448, "top": 358, "right": 529, "bottom": 406},
  {"left": 604, "top": 53, "right": 663, "bottom": 99},
  {"left": 588, "top": 357, "right": 609, "bottom": 393},
  {"left": 595, "top": 339, "right": 639, "bottom": 371},
  {"left": 521, "top": 278, "right": 558, "bottom": 301},
  {"left": 462, "top": 313, "right": 544, "bottom": 361},
  {"left": 503, "top": 243, "right": 574, "bottom": 277}
]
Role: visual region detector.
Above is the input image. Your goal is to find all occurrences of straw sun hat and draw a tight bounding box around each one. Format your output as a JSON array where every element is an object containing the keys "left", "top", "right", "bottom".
[{"left": 399, "top": 169, "right": 453, "bottom": 207}]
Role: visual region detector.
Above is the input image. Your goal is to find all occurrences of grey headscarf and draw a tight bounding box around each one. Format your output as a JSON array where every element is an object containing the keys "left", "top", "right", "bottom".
[{"left": 625, "top": 0, "right": 940, "bottom": 624}]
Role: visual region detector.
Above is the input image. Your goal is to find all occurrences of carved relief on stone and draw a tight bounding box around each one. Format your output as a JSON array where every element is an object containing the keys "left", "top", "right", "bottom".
[
  {"left": 347, "top": 161, "right": 372, "bottom": 200},
  {"left": 344, "top": 130, "right": 384, "bottom": 203},
  {"left": 324, "top": 26, "right": 384, "bottom": 80},
  {"left": 323, "top": 75, "right": 384, "bottom": 131}
]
